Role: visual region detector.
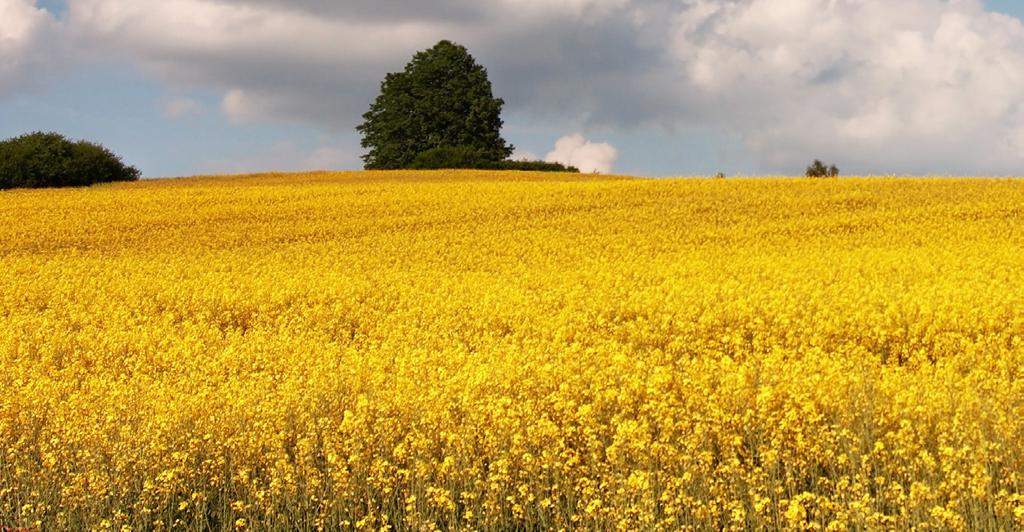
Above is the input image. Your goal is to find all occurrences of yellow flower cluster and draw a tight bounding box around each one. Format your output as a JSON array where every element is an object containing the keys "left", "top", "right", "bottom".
[{"left": 0, "top": 171, "right": 1022, "bottom": 530}]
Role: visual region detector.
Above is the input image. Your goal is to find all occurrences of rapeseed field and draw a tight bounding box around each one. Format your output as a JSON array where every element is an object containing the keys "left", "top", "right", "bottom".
[{"left": 1, "top": 171, "right": 1022, "bottom": 530}]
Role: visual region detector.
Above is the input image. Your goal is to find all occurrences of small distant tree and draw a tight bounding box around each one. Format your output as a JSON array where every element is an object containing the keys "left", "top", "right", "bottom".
[
  {"left": 806, "top": 159, "right": 839, "bottom": 178},
  {"left": 357, "top": 40, "right": 513, "bottom": 169},
  {"left": 0, "top": 132, "right": 140, "bottom": 190}
]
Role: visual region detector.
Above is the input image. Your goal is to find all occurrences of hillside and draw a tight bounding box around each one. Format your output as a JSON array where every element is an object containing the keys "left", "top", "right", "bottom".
[{"left": 1, "top": 171, "right": 1023, "bottom": 530}]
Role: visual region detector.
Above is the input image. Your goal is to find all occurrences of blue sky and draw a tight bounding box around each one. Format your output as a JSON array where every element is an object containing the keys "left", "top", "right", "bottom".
[
  {"left": 988, "top": 0, "right": 1024, "bottom": 18},
  {"left": 4, "top": 0, "right": 1024, "bottom": 177}
]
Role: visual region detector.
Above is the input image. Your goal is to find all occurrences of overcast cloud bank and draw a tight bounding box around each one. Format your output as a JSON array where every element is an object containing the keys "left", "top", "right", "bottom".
[{"left": 4, "top": 0, "right": 1024, "bottom": 174}]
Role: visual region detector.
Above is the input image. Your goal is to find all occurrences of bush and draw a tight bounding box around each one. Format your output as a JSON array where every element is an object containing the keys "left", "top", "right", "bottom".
[
  {"left": 0, "top": 132, "right": 140, "bottom": 190},
  {"left": 806, "top": 159, "right": 839, "bottom": 178},
  {"left": 409, "top": 146, "right": 579, "bottom": 172},
  {"left": 494, "top": 160, "right": 579, "bottom": 173}
]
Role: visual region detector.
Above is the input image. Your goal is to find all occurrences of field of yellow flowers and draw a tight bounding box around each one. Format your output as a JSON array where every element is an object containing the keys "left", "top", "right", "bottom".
[{"left": 1, "top": 170, "right": 1023, "bottom": 530}]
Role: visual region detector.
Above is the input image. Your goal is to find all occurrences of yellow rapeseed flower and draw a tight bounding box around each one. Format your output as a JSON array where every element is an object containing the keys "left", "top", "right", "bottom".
[{"left": 0, "top": 171, "right": 1021, "bottom": 530}]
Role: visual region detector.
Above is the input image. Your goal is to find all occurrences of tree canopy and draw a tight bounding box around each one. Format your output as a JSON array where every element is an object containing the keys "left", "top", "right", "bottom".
[
  {"left": 357, "top": 40, "right": 513, "bottom": 169},
  {"left": 0, "top": 132, "right": 140, "bottom": 190}
]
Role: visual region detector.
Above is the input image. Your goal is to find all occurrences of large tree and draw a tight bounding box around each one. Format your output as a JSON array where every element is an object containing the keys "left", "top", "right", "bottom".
[{"left": 357, "top": 40, "right": 513, "bottom": 169}]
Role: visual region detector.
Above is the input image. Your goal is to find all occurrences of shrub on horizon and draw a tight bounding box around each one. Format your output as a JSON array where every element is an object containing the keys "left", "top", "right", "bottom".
[
  {"left": 410, "top": 146, "right": 579, "bottom": 172},
  {"left": 497, "top": 159, "right": 579, "bottom": 173},
  {"left": 0, "top": 132, "right": 140, "bottom": 190}
]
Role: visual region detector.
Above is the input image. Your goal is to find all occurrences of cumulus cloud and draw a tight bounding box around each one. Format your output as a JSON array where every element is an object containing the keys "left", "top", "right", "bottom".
[
  {"left": 545, "top": 134, "right": 618, "bottom": 173},
  {"left": 63, "top": 0, "right": 455, "bottom": 127},
  {"left": 11, "top": 0, "right": 1024, "bottom": 173},
  {"left": 56, "top": 0, "right": 668, "bottom": 127},
  {"left": 667, "top": 0, "right": 1024, "bottom": 173},
  {"left": 0, "top": 0, "right": 61, "bottom": 95},
  {"left": 162, "top": 96, "right": 203, "bottom": 119}
]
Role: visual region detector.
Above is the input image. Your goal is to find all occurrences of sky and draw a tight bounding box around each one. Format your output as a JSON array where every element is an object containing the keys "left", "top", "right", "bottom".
[{"left": 4, "top": 0, "right": 1024, "bottom": 177}]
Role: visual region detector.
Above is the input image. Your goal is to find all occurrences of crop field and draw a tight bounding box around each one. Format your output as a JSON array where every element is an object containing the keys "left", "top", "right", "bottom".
[{"left": 1, "top": 171, "right": 1023, "bottom": 530}]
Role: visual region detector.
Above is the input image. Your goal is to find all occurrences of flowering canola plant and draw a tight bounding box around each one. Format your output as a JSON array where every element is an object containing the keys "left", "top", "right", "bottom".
[{"left": 0, "top": 171, "right": 1023, "bottom": 531}]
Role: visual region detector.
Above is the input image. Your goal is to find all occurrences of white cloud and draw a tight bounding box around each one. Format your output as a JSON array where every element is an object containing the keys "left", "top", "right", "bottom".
[
  {"left": 0, "top": 0, "right": 48, "bottom": 41},
  {"left": 10, "top": 0, "right": 1024, "bottom": 173},
  {"left": 162, "top": 96, "right": 203, "bottom": 119},
  {"left": 0, "top": 0, "right": 60, "bottom": 95},
  {"left": 667, "top": 0, "right": 1024, "bottom": 173},
  {"left": 64, "top": 0, "right": 452, "bottom": 126},
  {"left": 545, "top": 133, "right": 618, "bottom": 173}
]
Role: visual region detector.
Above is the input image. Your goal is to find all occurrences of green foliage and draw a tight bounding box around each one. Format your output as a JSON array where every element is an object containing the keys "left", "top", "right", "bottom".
[
  {"left": 357, "top": 40, "right": 513, "bottom": 169},
  {"left": 497, "top": 160, "right": 579, "bottom": 173},
  {"left": 806, "top": 159, "right": 840, "bottom": 178},
  {"left": 410, "top": 146, "right": 579, "bottom": 172},
  {"left": 409, "top": 146, "right": 490, "bottom": 170},
  {"left": 0, "top": 132, "right": 140, "bottom": 190}
]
